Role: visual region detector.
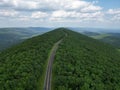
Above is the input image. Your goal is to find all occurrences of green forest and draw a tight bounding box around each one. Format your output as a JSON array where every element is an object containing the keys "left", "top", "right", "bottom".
[
  {"left": 0, "top": 28, "right": 120, "bottom": 90},
  {"left": 52, "top": 29, "right": 120, "bottom": 90},
  {"left": 0, "top": 27, "right": 50, "bottom": 51},
  {"left": 0, "top": 29, "right": 65, "bottom": 90}
]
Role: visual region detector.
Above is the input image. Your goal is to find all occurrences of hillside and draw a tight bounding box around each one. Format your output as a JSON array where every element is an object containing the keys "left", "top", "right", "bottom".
[
  {"left": 100, "top": 34, "right": 120, "bottom": 49},
  {"left": 52, "top": 29, "right": 120, "bottom": 90},
  {"left": 0, "top": 29, "right": 65, "bottom": 90},
  {"left": 0, "top": 28, "right": 120, "bottom": 90},
  {"left": 0, "top": 27, "right": 51, "bottom": 51},
  {"left": 82, "top": 31, "right": 120, "bottom": 49}
]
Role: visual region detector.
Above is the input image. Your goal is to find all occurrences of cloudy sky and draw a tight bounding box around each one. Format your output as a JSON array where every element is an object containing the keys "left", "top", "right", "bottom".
[{"left": 0, "top": 0, "right": 120, "bottom": 28}]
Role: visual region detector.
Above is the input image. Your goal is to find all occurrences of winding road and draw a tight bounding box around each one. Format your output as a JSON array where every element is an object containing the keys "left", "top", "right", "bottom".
[{"left": 43, "top": 39, "right": 63, "bottom": 90}]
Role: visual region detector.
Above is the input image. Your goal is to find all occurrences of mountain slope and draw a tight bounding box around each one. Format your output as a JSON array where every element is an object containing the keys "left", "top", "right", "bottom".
[
  {"left": 82, "top": 31, "right": 120, "bottom": 48},
  {"left": 100, "top": 35, "right": 120, "bottom": 48},
  {"left": 0, "top": 28, "right": 120, "bottom": 90},
  {"left": 0, "top": 29, "right": 65, "bottom": 90},
  {"left": 0, "top": 27, "right": 51, "bottom": 51},
  {"left": 52, "top": 29, "right": 120, "bottom": 90}
]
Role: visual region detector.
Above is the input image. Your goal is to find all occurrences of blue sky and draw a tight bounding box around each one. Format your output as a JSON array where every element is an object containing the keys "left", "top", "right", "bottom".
[
  {"left": 86, "top": 0, "right": 120, "bottom": 9},
  {"left": 0, "top": 0, "right": 120, "bottom": 29}
]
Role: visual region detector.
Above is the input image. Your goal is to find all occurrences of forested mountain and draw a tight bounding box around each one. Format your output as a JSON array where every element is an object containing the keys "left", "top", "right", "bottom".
[
  {"left": 52, "top": 29, "right": 120, "bottom": 90},
  {"left": 0, "top": 28, "right": 120, "bottom": 90},
  {"left": 0, "top": 27, "right": 51, "bottom": 51},
  {"left": 0, "top": 29, "right": 65, "bottom": 90},
  {"left": 100, "top": 36, "right": 120, "bottom": 48},
  {"left": 81, "top": 31, "right": 120, "bottom": 48},
  {"left": 70, "top": 28, "right": 120, "bottom": 49}
]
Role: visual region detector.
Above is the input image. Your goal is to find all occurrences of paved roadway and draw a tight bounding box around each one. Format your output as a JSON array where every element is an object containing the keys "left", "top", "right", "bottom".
[{"left": 43, "top": 39, "right": 63, "bottom": 90}]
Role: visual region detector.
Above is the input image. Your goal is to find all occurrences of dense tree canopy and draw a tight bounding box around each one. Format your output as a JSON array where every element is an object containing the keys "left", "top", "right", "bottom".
[
  {"left": 0, "top": 29, "right": 65, "bottom": 90},
  {"left": 52, "top": 29, "right": 120, "bottom": 90},
  {"left": 0, "top": 28, "right": 120, "bottom": 90}
]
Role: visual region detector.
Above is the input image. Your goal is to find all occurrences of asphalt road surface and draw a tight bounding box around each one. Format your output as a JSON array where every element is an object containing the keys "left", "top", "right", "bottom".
[{"left": 43, "top": 39, "right": 63, "bottom": 90}]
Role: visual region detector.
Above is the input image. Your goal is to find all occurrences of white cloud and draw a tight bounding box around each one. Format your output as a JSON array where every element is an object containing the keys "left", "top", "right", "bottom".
[
  {"left": 31, "top": 12, "right": 48, "bottom": 19},
  {"left": 81, "top": 5, "right": 102, "bottom": 12},
  {"left": 18, "top": 15, "right": 30, "bottom": 21},
  {"left": 51, "top": 10, "right": 104, "bottom": 22},
  {"left": 0, "top": 0, "right": 104, "bottom": 22},
  {"left": 0, "top": 0, "right": 39, "bottom": 10},
  {"left": 112, "top": 14, "right": 120, "bottom": 21},
  {"left": 16, "top": 11, "right": 49, "bottom": 21},
  {"left": 0, "top": 0, "right": 119, "bottom": 27},
  {"left": 107, "top": 9, "right": 120, "bottom": 14},
  {"left": 107, "top": 9, "right": 120, "bottom": 22},
  {"left": 0, "top": 0, "right": 102, "bottom": 11},
  {"left": 0, "top": 9, "right": 18, "bottom": 17},
  {"left": 52, "top": 10, "right": 78, "bottom": 18},
  {"left": 63, "top": 0, "right": 90, "bottom": 10}
]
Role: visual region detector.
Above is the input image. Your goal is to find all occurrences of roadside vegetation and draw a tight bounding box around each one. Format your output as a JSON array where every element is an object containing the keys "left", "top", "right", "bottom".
[{"left": 0, "top": 29, "right": 65, "bottom": 90}]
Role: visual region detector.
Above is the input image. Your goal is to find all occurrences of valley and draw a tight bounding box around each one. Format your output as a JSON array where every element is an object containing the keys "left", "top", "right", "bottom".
[
  {"left": 0, "top": 27, "right": 51, "bottom": 51},
  {"left": 81, "top": 31, "right": 120, "bottom": 49}
]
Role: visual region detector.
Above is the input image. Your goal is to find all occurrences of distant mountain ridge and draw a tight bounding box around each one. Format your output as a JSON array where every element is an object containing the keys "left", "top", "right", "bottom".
[
  {"left": 0, "top": 27, "right": 52, "bottom": 51},
  {"left": 81, "top": 31, "right": 120, "bottom": 48},
  {"left": 0, "top": 27, "right": 120, "bottom": 51}
]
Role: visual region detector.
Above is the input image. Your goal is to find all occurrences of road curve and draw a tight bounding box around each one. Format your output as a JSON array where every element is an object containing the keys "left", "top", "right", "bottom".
[{"left": 43, "top": 39, "right": 63, "bottom": 90}]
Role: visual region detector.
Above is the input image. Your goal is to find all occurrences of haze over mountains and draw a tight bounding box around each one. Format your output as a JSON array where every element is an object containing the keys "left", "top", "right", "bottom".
[
  {"left": 0, "top": 27, "right": 120, "bottom": 51},
  {"left": 0, "top": 27, "right": 51, "bottom": 51}
]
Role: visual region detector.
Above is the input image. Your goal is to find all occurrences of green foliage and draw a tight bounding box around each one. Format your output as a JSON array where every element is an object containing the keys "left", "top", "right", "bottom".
[
  {"left": 91, "top": 34, "right": 110, "bottom": 39},
  {"left": 0, "top": 29, "right": 65, "bottom": 90},
  {"left": 1, "top": 28, "right": 120, "bottom": 90},
  {"left": 52, "top": 29, "right": 120, "bottom": 90},
  {"left": 86, "top": 32, "right": 120, "bottom": 48},
  {"left": 100, "top": 36, "right": 120, "bottom": 48},
  {"left": 0, "top": 27, "right": 50, "bottom": 51}
]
